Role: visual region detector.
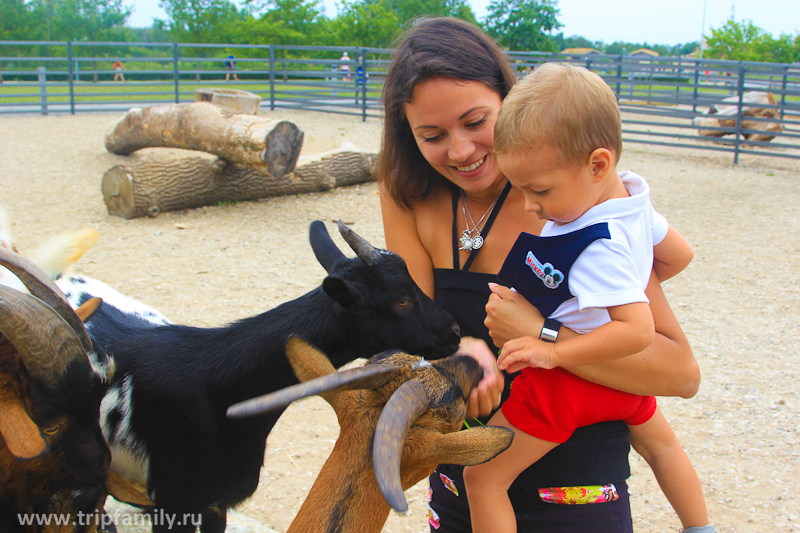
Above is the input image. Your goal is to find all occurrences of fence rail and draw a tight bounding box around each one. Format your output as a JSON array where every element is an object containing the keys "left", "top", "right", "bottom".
[{"left": 2, "top": 41, "right": 799, "bottom": 163}]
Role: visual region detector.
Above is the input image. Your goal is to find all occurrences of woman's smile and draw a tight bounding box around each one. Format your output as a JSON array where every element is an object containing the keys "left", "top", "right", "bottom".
[{"left": 404, "top": 78, "right": 504, "bottom": 194}]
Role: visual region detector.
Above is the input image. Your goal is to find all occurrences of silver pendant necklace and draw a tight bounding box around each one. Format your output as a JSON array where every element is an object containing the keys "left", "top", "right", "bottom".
[{"left": 459, "top": 187, "right": 501, "bottom": 251}]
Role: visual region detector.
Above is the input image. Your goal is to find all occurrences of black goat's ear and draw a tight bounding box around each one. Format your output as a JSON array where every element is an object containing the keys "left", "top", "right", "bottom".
[{"left": 322, "top": 276, "right": 360, "bottom": 308}]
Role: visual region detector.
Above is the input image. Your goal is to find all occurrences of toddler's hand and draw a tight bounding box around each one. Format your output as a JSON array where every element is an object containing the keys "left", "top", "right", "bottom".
[{"left": 498, "top": 336, "right": 558, "bottom": 372}]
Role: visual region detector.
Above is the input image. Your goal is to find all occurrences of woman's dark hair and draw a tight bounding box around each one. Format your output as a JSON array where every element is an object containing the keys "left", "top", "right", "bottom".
[{"left": 378, "top": 17, "right": 517, "bottom": 208}]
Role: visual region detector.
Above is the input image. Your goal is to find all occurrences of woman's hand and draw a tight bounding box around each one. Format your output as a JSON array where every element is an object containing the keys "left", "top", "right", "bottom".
[
  {"left": 484, "top": 283, "right": 544, "bottom": 348},
  {"left": 455, "top": 337, "right": 504, "bottom": 419}
]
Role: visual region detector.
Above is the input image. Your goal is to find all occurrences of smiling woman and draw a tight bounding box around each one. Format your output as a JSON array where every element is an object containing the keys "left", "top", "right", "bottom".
[{"left": 377, "top": 17, "right": 702, "bottom": 533}]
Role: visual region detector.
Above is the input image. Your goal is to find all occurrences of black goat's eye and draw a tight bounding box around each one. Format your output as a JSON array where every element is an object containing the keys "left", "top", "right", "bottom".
[
  {"left": 396, "top": 297, "right": 411, "bottom": 308},
  {"left": 42, "top": 425, "right": 61, "bottom": 436}
]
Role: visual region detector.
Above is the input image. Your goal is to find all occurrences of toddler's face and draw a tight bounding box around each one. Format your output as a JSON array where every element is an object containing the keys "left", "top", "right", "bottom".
[{"left": 497, "top": 145, "right": 597, "bottom": 225}]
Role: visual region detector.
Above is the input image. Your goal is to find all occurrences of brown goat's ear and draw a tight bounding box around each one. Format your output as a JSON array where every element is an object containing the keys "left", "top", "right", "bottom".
[
  {"left": 423, "top": 426, "right": 514, "bottom": 467},
  {"left": 0, "top": 394, "right": 47, "bottom": 459},
  {"left": 106, "top": 469, "right": 154, "bottom": 508},
  {"left": 75, "top": 297, "right": 103, "bottom": 322},
  {"left": 285, "top": 336, "right": 336, "bottom": 383}
]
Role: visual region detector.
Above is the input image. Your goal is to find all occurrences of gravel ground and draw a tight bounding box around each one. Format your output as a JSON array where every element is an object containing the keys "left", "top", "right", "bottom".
[{"left": 1, "top": 108, "right": 798, "bottom": 533}]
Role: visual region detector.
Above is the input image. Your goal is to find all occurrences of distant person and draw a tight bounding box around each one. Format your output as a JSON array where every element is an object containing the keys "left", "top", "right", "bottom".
[
  {"left": 112, "top": 60, "right": 125, "bottom": 82},
  {"left": 340, "top": 51, "right": 351, "bottom": 82},
  {"left": 225, "top": 55, "right": 239, "bottom": 81}
]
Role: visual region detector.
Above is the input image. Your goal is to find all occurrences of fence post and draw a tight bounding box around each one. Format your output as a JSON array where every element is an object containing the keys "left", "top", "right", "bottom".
[
  {"left": 360, "top": 48, "right": 367, "bottom": 122},
  {"left": 173, "top": 43, "right": 180, "bottom": 103},
  {"left": 615, "top": 56, "right": 622, "bottom": 100},
  {"left": 780, "top": 66, "right": 788, "bottom": 120},
  {"left": 676, "top": 55, "right": 682, "bottom": 104},
  {"left": 269, "top": 45, "right": 275, "bottom": 111},
  {"left": 693, "top": 61, "right": 700, "bottom": 113},
  {"left": 733, "top": 65, "right": 745, "bottom": 164},
  {"left": 38, "top": 66, "right": 48, "bottom": 115},
  {"left": 67, "top": 41, "right": 75, "bottom": 115}
]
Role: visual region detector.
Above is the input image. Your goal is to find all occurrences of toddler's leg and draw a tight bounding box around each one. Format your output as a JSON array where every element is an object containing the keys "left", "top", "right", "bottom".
[
  {"left": 628, "top": 407, "right": 710, "bottom": 530},
  {"left": 463, "top": 410, "right": 558, "bottom": 533}
]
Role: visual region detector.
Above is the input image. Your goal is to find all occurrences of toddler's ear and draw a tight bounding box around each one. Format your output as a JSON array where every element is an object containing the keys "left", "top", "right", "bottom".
[{"left": 589, "top": 148, "right": 613, "bottom": 181}]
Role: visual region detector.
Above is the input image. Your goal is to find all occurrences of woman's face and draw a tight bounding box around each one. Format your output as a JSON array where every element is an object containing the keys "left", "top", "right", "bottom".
[{"left": 404, "top": 78, "right": 504, "bottom": 194}]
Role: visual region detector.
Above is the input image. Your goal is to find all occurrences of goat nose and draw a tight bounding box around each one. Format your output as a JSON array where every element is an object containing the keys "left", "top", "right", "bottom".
[{"left": 452, "top": 322, "right": 460, "bottom": 337}]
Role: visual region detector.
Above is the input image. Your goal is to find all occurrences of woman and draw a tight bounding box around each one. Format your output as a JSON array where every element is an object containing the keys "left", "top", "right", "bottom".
[{"left": 378, "top": 17, "right": 700, "bottom": 532}]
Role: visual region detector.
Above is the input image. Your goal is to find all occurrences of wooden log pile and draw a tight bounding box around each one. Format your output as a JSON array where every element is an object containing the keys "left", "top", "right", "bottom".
[
  {"left": 101, "top": 95, "right": 378, "bottom": 219},
  {"left": 693, "top": 91, "right": 784, "bottom": 142}
]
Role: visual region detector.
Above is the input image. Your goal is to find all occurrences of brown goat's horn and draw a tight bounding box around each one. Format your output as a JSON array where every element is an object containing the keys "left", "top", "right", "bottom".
[
  {"left": 227, "top": 364, "right": 401, "bottom": 418},
  {"left": 373, "top": 379, "right": 429, "bottom": 512},
  {"left": 0, "top": 246, "right": 93, "bottom": 353},
  {"left": 0, "top": 286, "right": 89, "bottom": 387},
  {"left": 338, "top": 220, "right": 381, "bottom": 268}
]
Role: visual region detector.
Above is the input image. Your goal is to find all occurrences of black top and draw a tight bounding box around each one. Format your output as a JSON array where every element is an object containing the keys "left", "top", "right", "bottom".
[{"left": 432, "top": 183, "right": 631, "bottom": 488}]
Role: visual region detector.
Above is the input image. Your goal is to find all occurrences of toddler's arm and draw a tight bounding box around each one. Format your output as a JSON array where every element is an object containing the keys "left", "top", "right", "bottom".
[
  {"left": 498, "top": 301, "right": 655, "bottom": 372},
  {"left": 654, "top": 225, "right": 693, "bottom": 282}
]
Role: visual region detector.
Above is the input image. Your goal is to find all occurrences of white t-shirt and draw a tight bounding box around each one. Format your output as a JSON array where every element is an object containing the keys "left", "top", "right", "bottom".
[{"left": 541, "top": 171, "right": 669, "bottom": 333}]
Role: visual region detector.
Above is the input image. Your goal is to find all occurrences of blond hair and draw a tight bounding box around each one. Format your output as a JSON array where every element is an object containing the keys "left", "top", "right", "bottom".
[{"left": 494, "top": 63, "right": 622, "bottom": 166}]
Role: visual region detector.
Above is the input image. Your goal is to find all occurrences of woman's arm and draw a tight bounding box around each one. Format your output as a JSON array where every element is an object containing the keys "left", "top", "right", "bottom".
[
  {"left": 379, "top": 185, "right": 436, "bottom": 298},
  {"left": 653, "top": 225, "right": 694, "bottom": 282},
  {"left": 566, "top": 271, "right": 700, "bottom": 398},
  {"left": 485, "top": 273, "right": 700, "bottom": 399}
]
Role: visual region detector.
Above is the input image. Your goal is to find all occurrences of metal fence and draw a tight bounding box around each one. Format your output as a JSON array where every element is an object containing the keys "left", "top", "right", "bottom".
[{"left": 2, "top": 40, "right": 799, "bottom": 163}]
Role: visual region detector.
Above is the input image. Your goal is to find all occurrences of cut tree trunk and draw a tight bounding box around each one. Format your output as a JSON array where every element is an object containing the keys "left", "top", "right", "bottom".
[
  {"left": 101, "top": 146, "right": 378, "bottom": 219},
  {"left": 104, "top": 103, "right": 304, "bottom": 178},
  {"left": 693, "top": 91, "right": 784, "bottom": 142},
  {"left": 194, "top": 88, "right": 261, "bottom": 115}
]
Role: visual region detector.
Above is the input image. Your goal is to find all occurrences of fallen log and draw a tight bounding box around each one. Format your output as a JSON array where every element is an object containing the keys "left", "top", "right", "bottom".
[
  {"left": 101, "top": 144, "right": 378, "bottom": 219},
  {"left": 104, "top": 103, "right": 304, "bottom": 178},
  {"left": 693, "top": 91, "right": 784, "bottom": 142}
]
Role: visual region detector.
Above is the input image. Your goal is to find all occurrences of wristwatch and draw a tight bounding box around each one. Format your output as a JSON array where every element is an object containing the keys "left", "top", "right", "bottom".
[{"left": 539, "top": 318, "right": 561, "bottom": 343}]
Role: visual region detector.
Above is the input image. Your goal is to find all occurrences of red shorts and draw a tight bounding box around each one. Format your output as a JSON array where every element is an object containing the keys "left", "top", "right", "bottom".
[{"left": 502, "top": 367, "right": 657, "bottom": 443}]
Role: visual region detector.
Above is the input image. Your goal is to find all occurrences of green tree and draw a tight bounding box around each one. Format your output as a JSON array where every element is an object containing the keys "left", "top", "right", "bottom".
[
  {"left": 484, "top": 0, "right": 561, "bottom": 52},
  {"left": 0, "top": 0, "right": 33, "bottom": 40},
  {"left": 550, "top": 33, "right": 599, "bottom": 52},
  {"left": 704, "top": 19, "right": 794, "bottom": 62},
  {"left": 241, "top": 0, "right": 326, "bottom": 45},
  {"left": 392, "top": 0, "right": 477, "bottom": 26},
  {"left": 331, "top": 0, "right": 400, "bottom": 47},
  {"left": 25, "top": 0, "right": 130, "bottom": 41},
  {"left": 159, "top": 0, "right": 244, "bottom": 43}
]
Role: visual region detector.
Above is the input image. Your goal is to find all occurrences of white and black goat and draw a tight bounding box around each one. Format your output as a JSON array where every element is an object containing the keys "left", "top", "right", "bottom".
[
  {"left": 57, "top": 220, "right": 462, "bottom": 533},
  {"left": 228, "top": 336, "right": 514, "bottom": 533},
  {"left": 0, "top": 247, "right": 117, "bottom": 532}
]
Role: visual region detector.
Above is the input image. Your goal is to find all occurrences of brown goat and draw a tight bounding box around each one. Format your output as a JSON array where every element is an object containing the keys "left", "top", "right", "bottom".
[
  {"left": 0, "top": 246, "right": 151, "bottom": 532},
  {"left": 228, "top": 337, "right": 513, "bottom": 533}
]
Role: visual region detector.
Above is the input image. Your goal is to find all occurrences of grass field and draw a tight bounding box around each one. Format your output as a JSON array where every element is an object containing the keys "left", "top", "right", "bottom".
[{"left": 0, "top": 79, "right": 382, "bottom": 105}]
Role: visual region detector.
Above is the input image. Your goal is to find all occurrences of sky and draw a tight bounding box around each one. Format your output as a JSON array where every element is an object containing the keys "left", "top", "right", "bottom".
[{"left": 125, "top": 0, "right": 800, "bottom": 46}]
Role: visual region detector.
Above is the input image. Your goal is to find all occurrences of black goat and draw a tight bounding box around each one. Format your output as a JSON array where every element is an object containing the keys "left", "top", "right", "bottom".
[
  {"left": 0, "top": 247, "right": 114, "bottom": 533},
  {"left": 59, "top": 221, "right": 461, "bottom": 533}
]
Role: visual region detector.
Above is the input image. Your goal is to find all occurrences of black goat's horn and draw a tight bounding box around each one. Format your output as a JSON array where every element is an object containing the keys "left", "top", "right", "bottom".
[
  {"left": 0, "top": 246, "right": 93, "bottom": 353},
  {"left": 309, "top": 220, "right": 345, "bottom": 273},
  {"left": 373, "top": 379, "right": 429, "bottom": 512},
  {"left": 338, "top": 220, "right": 381, "bottom": 268},
  {"left": 0, "top": 286, "right": 90, "bottom": 388},
  {"left": 227, "top": 364, "right": 401, "bottom": 418}
]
